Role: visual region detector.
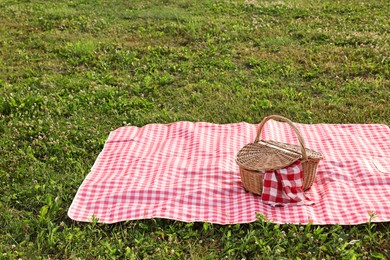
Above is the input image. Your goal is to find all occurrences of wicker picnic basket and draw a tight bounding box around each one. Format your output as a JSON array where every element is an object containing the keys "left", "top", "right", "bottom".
[{"left": 236, "top": 115, "right": 323, "bottom": 195}]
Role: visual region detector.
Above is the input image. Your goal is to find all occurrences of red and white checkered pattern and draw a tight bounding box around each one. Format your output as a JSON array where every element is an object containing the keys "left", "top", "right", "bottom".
[
  {"left": 68, "top": 120, "right": 390, "bottom": 225},
  {"left": 262, "top": 161, "right": 313, "bottom": 206}
]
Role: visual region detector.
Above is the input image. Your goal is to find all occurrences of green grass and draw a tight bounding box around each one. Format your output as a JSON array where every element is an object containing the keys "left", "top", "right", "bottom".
[{"left": 0, "top": 0, "right": 389, "bottom": 258}]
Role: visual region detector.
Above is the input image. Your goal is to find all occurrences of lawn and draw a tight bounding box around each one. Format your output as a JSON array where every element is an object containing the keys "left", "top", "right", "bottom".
[{"left": 0, "top": 0, "right": 389, "bottom": 258}]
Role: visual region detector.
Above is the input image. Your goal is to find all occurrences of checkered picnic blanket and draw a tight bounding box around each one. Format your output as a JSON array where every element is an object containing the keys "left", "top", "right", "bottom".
[{"left": 68, "top": 120, "right": 390, "bottom": 225}]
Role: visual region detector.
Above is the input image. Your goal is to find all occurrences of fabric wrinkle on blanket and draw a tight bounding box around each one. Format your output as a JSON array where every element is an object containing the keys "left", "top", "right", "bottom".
[{"left": 261, "top": 161, "right": 314, "bottom": 206}]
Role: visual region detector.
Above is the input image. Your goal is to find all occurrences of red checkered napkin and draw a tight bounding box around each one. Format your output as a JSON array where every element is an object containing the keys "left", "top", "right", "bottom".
[{"left": 261, "top": 161, "right": 313, "bottom": 206}]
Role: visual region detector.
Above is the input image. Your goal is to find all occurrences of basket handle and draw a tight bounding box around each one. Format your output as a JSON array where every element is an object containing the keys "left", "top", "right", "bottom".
[{"left": 254, "top": 115, "right": 308, "bottom": 161}]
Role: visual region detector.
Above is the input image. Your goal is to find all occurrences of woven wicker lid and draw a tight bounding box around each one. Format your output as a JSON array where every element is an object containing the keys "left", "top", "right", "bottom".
[
  {"left": 236, "top": 141, "right": 302, "bottom": 171},
  {"left": 265, "top": 140, "right": 323, "bottom": 161}
]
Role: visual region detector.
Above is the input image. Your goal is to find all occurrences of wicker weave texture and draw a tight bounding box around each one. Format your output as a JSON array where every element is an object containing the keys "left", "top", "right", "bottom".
[
  {"left": 236, "top": 115, "right": 323, "bottom": 194},
  {"left": 236, "top": 141, "right": 301, "bottom": 171},
  {"left": 239, "top": 168, "right": 264, "bottom": 195}
]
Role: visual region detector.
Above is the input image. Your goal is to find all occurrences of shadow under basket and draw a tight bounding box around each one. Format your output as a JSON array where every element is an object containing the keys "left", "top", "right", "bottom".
[{"left": 236, "top": 115, "right": 323, "bottom": 195}]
